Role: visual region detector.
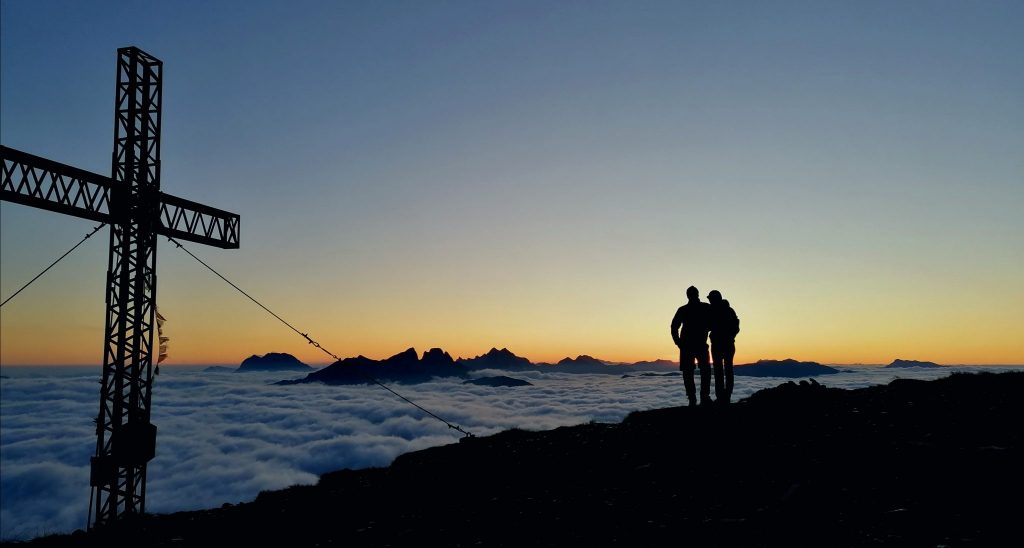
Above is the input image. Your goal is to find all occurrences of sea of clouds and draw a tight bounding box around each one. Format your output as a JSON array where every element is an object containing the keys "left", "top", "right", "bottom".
[{"left": 1, "top": 363, "right": 1019, "bottom": 540}]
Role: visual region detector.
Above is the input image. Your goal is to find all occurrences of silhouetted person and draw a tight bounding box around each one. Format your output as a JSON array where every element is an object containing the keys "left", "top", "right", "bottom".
[
  {"left": 708, "top": 290, "right": 740, "bottom": 404},
  {"left": 670, "top": 286, "right": 712, "bottom": 406}
]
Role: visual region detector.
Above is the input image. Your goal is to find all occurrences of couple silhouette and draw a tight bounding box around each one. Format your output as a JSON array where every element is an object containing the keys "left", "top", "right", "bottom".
[{"left": 670, "top": 286, "right": 740, "bottom": 406}]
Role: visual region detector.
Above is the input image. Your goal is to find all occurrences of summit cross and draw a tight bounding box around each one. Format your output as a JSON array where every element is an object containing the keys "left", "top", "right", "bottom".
[{"left": 0, "top": 47, "right": 240, "bottom": 528}]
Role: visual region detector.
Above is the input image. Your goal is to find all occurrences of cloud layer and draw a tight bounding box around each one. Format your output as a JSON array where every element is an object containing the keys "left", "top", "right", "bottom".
[{"left": 0, "top": 364, "right": 1006, "bottom": 540}]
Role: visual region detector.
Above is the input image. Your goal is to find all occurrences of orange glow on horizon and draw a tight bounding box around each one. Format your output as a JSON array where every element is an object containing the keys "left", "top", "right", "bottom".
[{"left": 3, "top": 331, "right": 1022, "bottom": 368}]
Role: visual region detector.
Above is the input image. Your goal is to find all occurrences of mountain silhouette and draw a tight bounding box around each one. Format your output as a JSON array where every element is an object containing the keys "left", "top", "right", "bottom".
[
  {"left": 628, "top": 359, "right": 679, "bottom": 371},
  {"left": 457, "top": 348, "right": 532, "bottom": 369},
  {"left": 279, "top": 348, "right": 467, "bottom": 385},
  {"left": 463, "top": 375, "right": 533, "bottom": 387},
  {"left": 236, "top": 352, "right": 310, "bottom": 372},
  {"left": 733, "top": 358, "right": 838, "bottom": 377},
  {"left": 557, "top": 354, "right": 605, "bottom": 366},
  {"left": 886, "top": 359, "right": 942, "bottom": 368},
  {"left": 421, "top": 348, "right": 456, "bottom": 368},
  {"left": 537, "top": 354, "right": 615, "bottom": 373},
  {"left": 279, "top": 347, "right": 684, "bottom": 385},
  {"left": 273, "top": 348, "right": 852, "bottom": 385},
  {"left": 544, "top": 356, "right": 679, "bottom": 373}
]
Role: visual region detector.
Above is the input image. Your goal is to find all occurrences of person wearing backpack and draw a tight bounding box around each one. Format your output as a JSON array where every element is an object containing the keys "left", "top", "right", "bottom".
[{"left": 708, "top": 290, "right": 740, "bottom": 404}]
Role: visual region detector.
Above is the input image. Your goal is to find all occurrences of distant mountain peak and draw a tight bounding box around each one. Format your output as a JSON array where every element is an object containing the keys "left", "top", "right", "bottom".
[
  {"left": 237, "top": 352, "right": 310, "bottom": 372},
  {"left": 886, "top": 359, "right": 942, "bottom": 368},
  {"left": 422, "top": 348, "right": 456, "bottom": 367},
  {"left": 558, "top": 355, "right": 605, "bottom": 366},
  {"left": 391, "top": 348, "right": 419, "bottom": 360},
  {"left": 756, "top": 358, "right": 807, "bottom": 365},
  {"left": 458, "top": 347, "right": 532, "bottom": 370},
  {"left": 736, "top": 358, "right": 837, "bottom": 378}
]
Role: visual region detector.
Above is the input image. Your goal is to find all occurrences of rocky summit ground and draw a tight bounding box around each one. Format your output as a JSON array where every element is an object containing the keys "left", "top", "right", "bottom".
[{"left": 17, "top": 372, "right": 1022, "bottom": 547}]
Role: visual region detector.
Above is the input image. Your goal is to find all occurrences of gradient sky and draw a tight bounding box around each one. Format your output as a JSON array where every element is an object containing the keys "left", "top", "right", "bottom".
[{"left": 2, "top": 1, "right": 1022, "bottom": 366}]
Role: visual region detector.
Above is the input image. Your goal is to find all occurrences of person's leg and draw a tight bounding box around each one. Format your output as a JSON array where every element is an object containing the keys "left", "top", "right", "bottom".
[
  {"left": 724, "top": 342, "right": 736, "bottom": 402},
  {"left": 711, "top": 344, "right": 724, "bottom": 401},
  {"left": 698, "top": 345, "right": 711, "bottom": 404},
  {"left": 681, "top": 348, "right": 696, "bottom": 406}
]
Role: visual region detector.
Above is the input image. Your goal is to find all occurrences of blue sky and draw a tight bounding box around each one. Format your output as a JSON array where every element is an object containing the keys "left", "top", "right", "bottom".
[{"left": 2, "top": 1, "right": 1022, "bottom": 364}]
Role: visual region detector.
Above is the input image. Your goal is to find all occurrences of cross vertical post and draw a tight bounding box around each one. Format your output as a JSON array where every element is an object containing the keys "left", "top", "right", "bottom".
[{"left": 90, "top": 47, "right": 162, "bottom": 527}]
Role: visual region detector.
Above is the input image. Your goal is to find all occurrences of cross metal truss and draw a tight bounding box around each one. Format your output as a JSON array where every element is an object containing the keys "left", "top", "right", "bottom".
[{"left": 0, "top": 47, "right": 240, "bottom": 528}]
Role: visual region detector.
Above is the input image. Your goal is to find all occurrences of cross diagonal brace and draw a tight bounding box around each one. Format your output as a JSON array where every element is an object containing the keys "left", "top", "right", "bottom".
[
  {"left": 0, "top": 145, "right": 113, "bottom": 223},
  {"left": 158, "top": 193, "right": 240, "bottom": 249}
]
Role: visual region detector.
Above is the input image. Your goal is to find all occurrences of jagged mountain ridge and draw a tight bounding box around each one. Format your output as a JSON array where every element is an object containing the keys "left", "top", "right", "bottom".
[{"left": 278, "top": 347, "right": 838, "bottom": 385}]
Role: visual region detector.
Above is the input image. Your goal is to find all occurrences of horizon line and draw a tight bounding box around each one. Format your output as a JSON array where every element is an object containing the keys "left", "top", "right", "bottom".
[{"left": 4, "top": 359, "right": 1024, "bottom": 368}]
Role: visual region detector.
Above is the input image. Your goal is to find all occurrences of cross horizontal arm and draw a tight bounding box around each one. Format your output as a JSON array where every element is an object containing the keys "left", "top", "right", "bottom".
[
  {"left": 2, "top": 145, "right": 240, "bottom": 249},
  {"left": 1, "top": 145, "right": 114, "bottom": 223},
  {"left": 157, "top": 192, "right": 240, "bottom": 249}
]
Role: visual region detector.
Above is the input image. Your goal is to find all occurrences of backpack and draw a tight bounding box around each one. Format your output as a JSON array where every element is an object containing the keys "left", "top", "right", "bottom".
[
  {"left": 729, "top": 309, "right": 740, "bottom": 337},
  {"left": 722, "top": 300, "right": 740, "bottom": 337}
]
